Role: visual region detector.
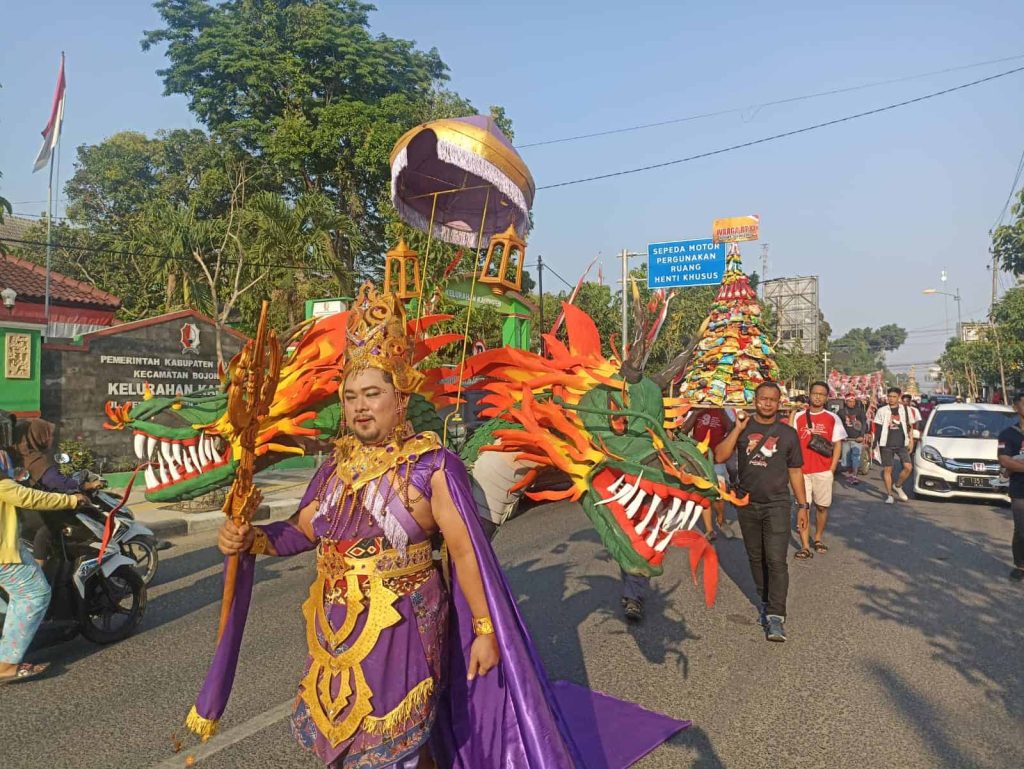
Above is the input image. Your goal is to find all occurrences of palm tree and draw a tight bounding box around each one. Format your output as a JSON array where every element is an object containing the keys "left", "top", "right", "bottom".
[{"left": 242, "top": 191, "right": 357, "bottom": 326}]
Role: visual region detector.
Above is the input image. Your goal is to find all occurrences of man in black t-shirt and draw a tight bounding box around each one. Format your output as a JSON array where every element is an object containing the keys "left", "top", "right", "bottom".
[
  {"left": 716, "top": 382, "right": 808, "bottom": 642},
  {"left": 997, "top": 391, "right": 1024, "bottom": 582}
]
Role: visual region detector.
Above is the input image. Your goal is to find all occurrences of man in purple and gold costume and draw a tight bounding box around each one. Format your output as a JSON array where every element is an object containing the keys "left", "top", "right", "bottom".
[{"left": 190, "top": 285, "right": 687, "bottom": 768}]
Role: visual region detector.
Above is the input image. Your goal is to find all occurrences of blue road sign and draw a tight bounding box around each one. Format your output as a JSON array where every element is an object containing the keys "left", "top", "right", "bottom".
[{"left": 647, "top": 238, "right": 726, "bottom": 289}]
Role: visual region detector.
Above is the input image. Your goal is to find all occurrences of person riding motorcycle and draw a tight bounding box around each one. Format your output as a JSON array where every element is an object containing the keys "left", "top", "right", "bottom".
[
  {"left": 0, "top": 411, "right": 87, "bottom": 683},
  {"left": 12, "top": 419, "right": 103, "bottom": 566}
]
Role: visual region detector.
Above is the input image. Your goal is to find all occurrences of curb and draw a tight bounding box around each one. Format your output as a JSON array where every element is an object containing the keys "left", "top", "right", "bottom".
[{"left": 145, "top": 497, "right": 301, "bottom": 540}]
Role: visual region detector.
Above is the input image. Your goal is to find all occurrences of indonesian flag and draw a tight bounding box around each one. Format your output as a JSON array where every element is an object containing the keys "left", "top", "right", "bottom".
[{"left": 33, "top": 53, "right": 66, "bottom": 173}]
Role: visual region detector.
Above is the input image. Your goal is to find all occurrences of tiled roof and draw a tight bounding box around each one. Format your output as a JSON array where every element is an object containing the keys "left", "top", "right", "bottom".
[
  {"left": 0, "top": 214, "right": 36, "bottom": 244},
  {"left": 0, "top": 250, "right": 122, "bottom": 309}
]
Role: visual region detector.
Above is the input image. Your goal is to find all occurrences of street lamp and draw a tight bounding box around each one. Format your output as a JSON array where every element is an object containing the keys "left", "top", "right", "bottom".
[
  {"left": 923, "top": 287, "right": 962, "bottom": 339},
  {"left": 1, "top": 286, "right": 16, "bottom": 314}
]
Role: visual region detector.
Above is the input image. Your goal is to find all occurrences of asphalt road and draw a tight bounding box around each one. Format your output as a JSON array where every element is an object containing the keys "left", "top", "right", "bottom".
[{"left": 2, "top": 476, "right": 1021, "bottom": 769}]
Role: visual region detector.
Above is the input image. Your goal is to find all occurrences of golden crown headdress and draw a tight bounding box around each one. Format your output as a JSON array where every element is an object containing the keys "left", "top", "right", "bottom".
[{"left": 343, "top": 283, "right": 423, "bottom": 393}]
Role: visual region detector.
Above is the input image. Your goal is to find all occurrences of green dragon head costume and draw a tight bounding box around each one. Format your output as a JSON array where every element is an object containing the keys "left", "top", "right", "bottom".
[{"left": 450, "top": 302, "right": 744, "bottom": 603}]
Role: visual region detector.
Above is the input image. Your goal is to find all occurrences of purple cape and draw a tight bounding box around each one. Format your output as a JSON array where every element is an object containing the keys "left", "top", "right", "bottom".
[{"left": 188, "top": 449, "right": 688, "bottom": 767}]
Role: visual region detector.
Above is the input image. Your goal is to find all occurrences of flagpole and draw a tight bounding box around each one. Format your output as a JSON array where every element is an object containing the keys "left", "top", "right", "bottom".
[
  {"left": 35, "top": 50, "right": 65, "bottom": 341},
  {"left": 44, "top": 145, "right": 54, "bottom": 341}
]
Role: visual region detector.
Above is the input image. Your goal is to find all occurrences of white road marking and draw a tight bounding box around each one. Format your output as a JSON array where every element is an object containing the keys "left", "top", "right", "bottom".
[{"left": 149, "top": 700, "right": 293, "bottom": 768}]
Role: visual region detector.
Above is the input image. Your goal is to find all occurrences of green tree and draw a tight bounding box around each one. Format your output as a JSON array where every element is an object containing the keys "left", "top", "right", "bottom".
[
  {"left": 937, "top": 287, "right": 1024, "bottom": 396},
  {"left": 238, "top": 189, "right": 354, "bottom": 328},
  {"left": 142, "top": 0, "right": 497, "bottom": 292},
  {"left": 993, "top": 188, "right": 1024, "bottom": 277},
  {"left": 830, "top": 324, "right": 908, "bottom": 374}
]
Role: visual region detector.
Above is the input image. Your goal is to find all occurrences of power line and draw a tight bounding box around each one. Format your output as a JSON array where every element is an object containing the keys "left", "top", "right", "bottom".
[
  {"left": 517, "top": 53, "right": 1024, "bottom": 149},
  {"left": 0, "top": 236, "right": 317, "bottom": 273},
  {"left": 991, "top": 143, "right": 1024, "bottom": 231},
  {"left": 544, "top": 265, "right": 575, "bottom": 290},
  {"left": 537, "top": 65, "right": 1024, "bottom": 191}
]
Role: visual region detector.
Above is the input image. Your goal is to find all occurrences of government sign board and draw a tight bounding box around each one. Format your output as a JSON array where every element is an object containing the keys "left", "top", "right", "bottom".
[
  {"left": 647, "top": 239, "right": 726, "bottom": 289},
  {"left": 40, "top": 310, "right": 246, "bottom": 460}
]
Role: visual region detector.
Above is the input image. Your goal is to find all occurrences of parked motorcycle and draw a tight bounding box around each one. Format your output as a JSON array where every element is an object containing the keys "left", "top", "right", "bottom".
[
  {"left": 0, "top": 474, "right": 147, "bottom": 646},
  {"left": 53, "top": 455, "right": 160, "bottom": 585}
]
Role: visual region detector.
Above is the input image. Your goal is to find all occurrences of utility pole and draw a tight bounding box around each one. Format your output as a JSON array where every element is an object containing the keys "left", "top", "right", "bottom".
[
  {"left": 989, "top": 246, "right": 1008, "bottom": 400},
  {"left": 619, "top": 248, "right": 640, "bottom": 357},
  {"left": 822, "top": 349, "right": 830, "bottom": 379},
  {"left": 991, "top": 245, "right": 998, "bottom": 313},
  {"left": 537, "top": 254, "right": 545, "bottom": 355},
  {"left": 760, "top": 243, "right": 769, "bottom": 299}
]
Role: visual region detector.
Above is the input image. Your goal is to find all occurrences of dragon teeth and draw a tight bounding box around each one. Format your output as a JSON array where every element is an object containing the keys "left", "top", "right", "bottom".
[
  {"left": 654, "top": 530, "right": 674, "bottom": 552},
  {"left": 187, "top": 443, "right": 201, "bottom": 470},
  {"left": 146, "top": 436, "right": 157, "bottom": 460},
  {"left": 662, "top": 497, "right": 684, "bottom": 530},
  {"left": 182, "top": 446, "right": 195, "bottom": 473},
  {"left": 625, "top": 489, "right": 648, "bottom": 522},
  {"left": 685, "top": 504, "right": 704, "bottom": 531},
  {"left": 157, "top": 452, "right": 170, "bottom": 485},
  {"left": 144, "top": 465, "right": 159, "bottom": 489},
  {"left": 197, "top": 435, "right": 210, "bottom": 467},
  {"left": 171, "top": 442, "right": 183, "bottom": 465},
  {"left": 133, "top": 433, "right": 146, "bottom": 460},
  {"left": 634, "top": 494, "right": 660, "bottom": 532},
  {"left": 596, "top": 471, "right": 642, "bottom": 507},
  {"left": 606, "top": 475, "right": 626, "bottom": 494},
  {"left": 645, "top": 514, "right": 664, "bottom": 547}
]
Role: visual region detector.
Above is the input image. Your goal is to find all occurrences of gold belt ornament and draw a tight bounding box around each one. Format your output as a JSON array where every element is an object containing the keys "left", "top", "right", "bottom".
[{"left": 301, "top": 538, "right": 436, "bottom": 747}]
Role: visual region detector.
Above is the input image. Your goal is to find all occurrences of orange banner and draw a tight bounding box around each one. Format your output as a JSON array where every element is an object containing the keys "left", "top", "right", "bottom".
[{"left": 712, "top": 214, "right": 760, "bottom": 243}]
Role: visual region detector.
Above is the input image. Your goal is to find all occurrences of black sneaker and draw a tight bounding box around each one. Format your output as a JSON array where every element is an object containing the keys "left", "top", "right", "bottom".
[
  {"left": 1010, "top": 568, "right": 1024, "bottom": 583},
  {"left": 622, "top": 598, "right": 644, "bottom": 623},
  {"left": 758, "top": 603, "right": 768, "bottom": 628},
  {"left": 765, "top": 615, "right": 787, "bottom": 642}
]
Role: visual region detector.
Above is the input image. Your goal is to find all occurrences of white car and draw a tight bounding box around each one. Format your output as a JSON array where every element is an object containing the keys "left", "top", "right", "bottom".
[{"left": 912, "top": 403, "right": 1016, "bottom": 503}]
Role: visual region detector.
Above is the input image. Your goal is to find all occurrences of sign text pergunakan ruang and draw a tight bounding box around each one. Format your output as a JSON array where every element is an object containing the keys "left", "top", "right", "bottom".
[{"left": 647, "top": 238, "right": 726, "bottom": 289}]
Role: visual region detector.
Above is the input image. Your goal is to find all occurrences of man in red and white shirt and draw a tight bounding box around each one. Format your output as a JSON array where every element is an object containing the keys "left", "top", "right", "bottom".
[
  {"left": 794, "top": 381, "right": 847, "bottom": 559},
  {"left": 682, "top": 407, "right": 735, "bottom": 539}
]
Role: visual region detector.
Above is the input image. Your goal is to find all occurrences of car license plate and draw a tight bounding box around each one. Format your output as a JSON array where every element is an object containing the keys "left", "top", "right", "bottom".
[{"left": 957, "top": 476, "right": 991, "bottom": 489}]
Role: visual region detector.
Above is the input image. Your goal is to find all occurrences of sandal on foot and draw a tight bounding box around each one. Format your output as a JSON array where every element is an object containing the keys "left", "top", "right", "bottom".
[
  {"left": 0, "top": 662, "right": 50, "bottom": 684},
  {"left": 814, "top": 540, "right": 828, "bottom": 554},
  {"left": 794, "top": 548, "right": 814, "bottom": 560},
  {"left": 622, "top": 598, "right": 645, "bottom": 623}
]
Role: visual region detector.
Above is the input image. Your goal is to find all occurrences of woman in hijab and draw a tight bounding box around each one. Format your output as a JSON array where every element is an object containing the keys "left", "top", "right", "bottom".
[
  {"left": 12, "top": 419, "right": 102, "bottom": 564},
  {"left": 0, "top": 411, "right": 84, "bottom": 682}
]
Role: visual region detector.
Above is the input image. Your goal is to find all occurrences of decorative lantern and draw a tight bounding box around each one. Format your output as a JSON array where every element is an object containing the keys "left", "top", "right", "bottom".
[
  {"left": 383, "top": 239, "right": 422, "bottom": 300},
  {"left": 478, "top": 223, "right": 525, "bottom": 294}
]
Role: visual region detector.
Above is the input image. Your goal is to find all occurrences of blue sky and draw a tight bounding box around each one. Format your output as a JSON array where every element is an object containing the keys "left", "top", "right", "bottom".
[{"left": 2, "top": 1, "right": 1023, "bottom": 375}]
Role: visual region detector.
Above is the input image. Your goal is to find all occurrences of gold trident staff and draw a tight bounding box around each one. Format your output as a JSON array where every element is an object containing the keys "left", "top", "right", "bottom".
[{"left": 216, "top": 300, "right": 281, "bottom": 642}]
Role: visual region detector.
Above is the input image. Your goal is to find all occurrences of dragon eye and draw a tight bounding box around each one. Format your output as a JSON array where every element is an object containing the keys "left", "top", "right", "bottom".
[{"left": 608, "top": 396, "right": 627, "bottom": 435}]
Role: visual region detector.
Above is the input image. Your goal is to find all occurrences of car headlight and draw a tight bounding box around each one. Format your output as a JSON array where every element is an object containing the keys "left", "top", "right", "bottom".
[{"left": 920, "top": 445, "right": 944, "bottom": 466}]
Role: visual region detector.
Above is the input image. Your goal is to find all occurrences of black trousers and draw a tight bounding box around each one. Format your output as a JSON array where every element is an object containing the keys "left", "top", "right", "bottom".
[
  {"left": 1012, "top": 498, "right": 1024, "bottom": 568},
  {"left": 737, "top": 500, "right": 791, "bottom": 617}
]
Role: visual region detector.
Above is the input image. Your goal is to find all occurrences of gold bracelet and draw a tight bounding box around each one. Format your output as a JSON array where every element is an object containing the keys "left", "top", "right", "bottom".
[
  {"left": 249, "top": 526, "right": 270, "bottom": 556},
  {"left": 473, "top": 616, "right": 495, "bottom": 636}
]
